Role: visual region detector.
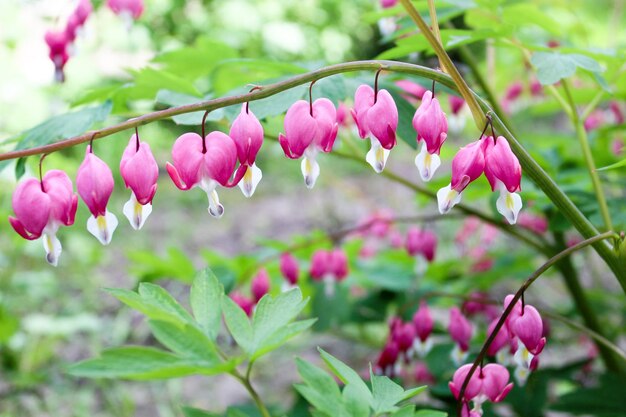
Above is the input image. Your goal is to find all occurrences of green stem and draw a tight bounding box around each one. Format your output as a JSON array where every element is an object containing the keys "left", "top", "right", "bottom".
[
  {"left": 2, "top": 59, "right": 624, "bottom": 292},
  {"left": 331, "top": 149, "right": 548, "bottom": 253},
  {"left": 233, "top": 370, "right": 272, "bottom": 417},
  {"left": 399, "top": 0, "right": 486, "bottom": 129},
  {"left": 552, "top": 232, "right": 623, "bottom": 371},
  {"left": 561, "top": 79, "right": 613, "bottom": 233},
  {"left": 580, "top": 89, "right": 607, "bottom": 122},
  {"left": 456, "top": 231, "right": 618, "bottom": 417}
]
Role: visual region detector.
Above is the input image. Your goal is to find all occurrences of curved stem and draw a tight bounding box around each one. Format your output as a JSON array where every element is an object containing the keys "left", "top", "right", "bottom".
[
  {"left": 232, "top": 370, "right": 271, "bottom": 417},
  {"left": 561, "top": 79, "right": 613, "bottom": 233},
  {"left": 1, "top": 59, "right": 624, "bottom": 291},
  {"left": 456, "top": 231, "right": 617, "bottom": 416},
  {"left": 426, "top": 0, "right": 443, "bottom": 67},
  {"left": 331, "top": 149, "right": 548, "bottom": 253}
]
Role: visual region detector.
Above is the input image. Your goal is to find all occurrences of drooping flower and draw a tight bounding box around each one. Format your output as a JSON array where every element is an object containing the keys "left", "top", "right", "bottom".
[
  {"left": 405, "top": 227, "right": 437, "bottom": 262},
  {"left": 437, "top": 139, "right": 487, "bottom": 214},
  {"left": 351, "top": 84, "right": 398, "bottom": 173},
  {"left": 375, "top": 340, "right": 400, "bottom": 377},
  {"left": 486, "top": 318, "right": 512, "bottom": 357},
  {"left": 413, "top": 90, "right": 448, "bottom": 181},
  {"left": 229, "top": 104, "right": 264, "bottom": 197},
  {"left": 412, "top": 301, "right": 434, "bottom": 357},
  {"left": 279, "top": 99, "right": 338, "bottom": 188},
  {"left": 449, "top": 363, "right": 514, "bottom": 411},
  {"left": 280, "top": 252, "right": 299, "bottom": 288},
  {"left": 449, "top": 307, "right": 473, "bottom": 364},
  {"left": 44, "top": 30, "right": 69, "bottom": 83},
  {"left": 309, "top": 248, "right": 348, "bottom": 296},
  {"left": 107, "top": 0, "right": 144, "bottom": 28},
  {"left": 65, "top": 0, "right": 92, "bottom": 42},
  {"left": 392, "top": 322, "right": 416, "bottom": 359},
  {"left": 76, "top": 147, "right": 118, "bottom": 245},
  {"left": 9, "top": 170, "right": 78, "bottom": 266},
  {"left": 251, "top": 269, "right": 270, "bottom": 302},
  {"left": 119, "top": 134, "right": 158, "bottom": 230},
  {"left": 166, "top": 132, "right": 242, "bottom": 218},
  {"left": 484, "top": 136, "right": 522, "bottom": 224}
]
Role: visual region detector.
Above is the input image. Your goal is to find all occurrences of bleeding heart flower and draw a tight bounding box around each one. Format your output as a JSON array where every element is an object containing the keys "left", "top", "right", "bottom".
[
  {"left": 375, "top": 340, "right": 400, "bottom": 377},
  {"left": 251, "top": 268, "right": 270, "bottom": 302},
  {"left": 107, "top": 0, "right": 144, "bottom": 24},
  {"left": 166, "top": 131, "right": 242, "bottom": 218},
  {"left": 484, "top": 136, "right": 522, "bottom": 224},
  {"left": 44, "top": 30, "right": 69, "bottom": 83},
  {"left": 279, "top": 98, "right": 338, "bottom": 188},
  {"left": 9, "top": 170, "right": 78, "bottom": 266},
  {"left": 437, "top": 138, "right": 487, "bottom": 214},
  {"left": 230, "top": 291, "right": 254, "bottom": 317},
  {"left": 280, "top": 252, "right": 299, "bottom": 288},
  {"left": 511, "top": 305, "right": 546, "bottom": 356},
  {"left": 405, "top": 227, "right": 437, "bottom": 262},
  {"left": 119, "top": 133, "right": 158, "bottom": 230},
  {"left": 76, "top": 147, "right": 118, "bottom": 245},
  {"left": 395, "top": 80, "right": 427, "bottom": 103},
  {"left": 449, "top": 363, "right": 513, "bottom": 405},
  {"left": 229, "top": 104, "right": 264, "bottom": 197},
  {"left": 449, "top": 307, "right": 473, "bottom": 365},
  {"left": 412, "top": 301, "right": 434, "bottom": 357},
  {"left": 413, "top": 90, "right": 448, "bottom": 181},
  {"left": 351, "top": 84, "right": 398, "bottom": 173}
]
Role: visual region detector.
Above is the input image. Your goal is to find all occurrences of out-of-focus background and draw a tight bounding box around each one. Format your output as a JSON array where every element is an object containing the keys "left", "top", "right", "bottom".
[{"left": 1, "top": 0, "right": 625, "bottom": 416}]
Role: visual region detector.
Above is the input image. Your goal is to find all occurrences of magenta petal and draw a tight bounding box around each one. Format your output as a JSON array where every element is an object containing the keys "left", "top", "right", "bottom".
[
  {"left": 352, "top": 84, "right": 375, "bottom": 138},
  {"left": 450, "top": 139, "right": 486, "bottom": 192},
  {"left": 367, "top": 89, "right": 398, "bottom": 149},
  {"left": 229, "top": 104, "right": 264, "bottom": 165},
  {"left": 120, "top": 136, "right": 159, "bottom": 205},
  {"left": 169, "top": 132, "right": 204, "bottom": 190},
  {"left": 203, "top": 132, "right": 237, "bottom": 186},
  {"left": 280, "top": 100, "right": 319, "bottom": 158},
  {"left": 484, "top": 136, "right": 522, "bottom": 192},
  {"left": 413, "top": 90, "right": 448, "bottom": 154},
  {"left": 11, "top": 178, "right": 52, "bottom": 238},
  {"left": 77, "top": 148, "right": 115, "bottom": 217}
]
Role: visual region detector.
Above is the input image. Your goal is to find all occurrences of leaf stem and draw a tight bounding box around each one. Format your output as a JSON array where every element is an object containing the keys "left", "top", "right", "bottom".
[
  {"left": 232, "top": 369, "right": 272, "bottom": 417},
  {"left": 456, "top": 231, "right": 617, "bottom": 417},
  {"left": 561, "top": 78, "right": 613, "bottom": 234}
]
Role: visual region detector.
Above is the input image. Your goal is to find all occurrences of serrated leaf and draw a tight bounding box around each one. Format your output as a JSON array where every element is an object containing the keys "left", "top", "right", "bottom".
[
  {"left": 222, "top": 296, "right": 253, "bottom": 353},
  {"left": 343, "top": 384, "right": 370, "bottom": 417},
  {"left": 68, "top": 347, "right": 203, "bottom": 380},
  {"left": 190, "top": 268, "right": 223, "bottom": 340},
  {"left": 251, "top": 289, "right": 308, "bottom": 354},
  {"left": 148, "top": 320, "right": 220, "bottom": 363},
  {"left": 250, "top": 318, "right": 316, "bottom": 360},
  {"left": 138, "top": 283, "right": 195, "bottom": 324},
  {"left": 105, "top": 288, "right": 187, "bottom": 324},
  {"left": 318, "top": 348, "right": 372, "bottom": 405},
  {"left": 531, "top": 52, "right": 604, "bottom": 85},
  {"left": 294, "top": 358, "right": 344, "bottom": 416}
]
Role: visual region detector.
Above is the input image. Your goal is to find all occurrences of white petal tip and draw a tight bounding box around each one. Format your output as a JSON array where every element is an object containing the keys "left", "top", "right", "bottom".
[
  {"left": 87, "top": 211, "right": 118, "bottom": 245},
  {"left": 301, "top": 156, "right": 320, "bottom": 189},
  {"left": 497, "top": 191, "right": 522, "bottom": 225},
  {"left": 366, "top": 140, "right": 390, "bottom": 173},
  {"left": 239, "top": 164, "right": 263, "bottom": 198},
  {"left": 43, "top": 233, "right": 62, "bottom": 267},
  {"left": 123, "top": 194, "right": 152, "bottom": 230},
  {"left": 415, "top": 144, "right": 441, "bottom": 182},
  {"left": 437, "top": 184, "right": 462, "bottom": 214}
]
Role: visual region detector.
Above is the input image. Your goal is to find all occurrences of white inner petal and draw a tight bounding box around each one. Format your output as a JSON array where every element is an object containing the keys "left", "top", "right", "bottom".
[
  {"left": 496, "top": 187, "right": 522, "bottom": 225},
  {"left": 437, "top": 184, "right": 462, "bottom": 214},
  {"left": 87, "top": 210, "right": 118, "bottom": 245},
  {"left": 365, "top": 137, "right": 390, "bottom": 173},
  {"left": 123, "top": 192, "right": 152, "bottom": 230},
  {"left": 414, "top": 142, "right": 441, "bottom": 182},
  {"left": 239, "top": 163, "right": 263, "bottom": 198},
  {"left": 200, "top": 178, "right": 224, "bottom": 218},
  {"left": 301, "top": 153, "right": 320, "bottom": 189},
  {"left": 42, "top": 232, "right": 62, "bottom": 267}
]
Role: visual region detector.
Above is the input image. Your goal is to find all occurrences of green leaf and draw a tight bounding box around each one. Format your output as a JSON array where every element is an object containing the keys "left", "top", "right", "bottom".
[
  {"left": 318, "top": 348, "right": 372, "bottom": 405},
  {"left": 190, "top": 268, "right": 223, "bottom": 340},
  {"left": 413, "top": 410, "right": 447, "bottom": 417},
  {"left": 182, "top": 406, "right": 220, "bottom": 417},
  {"left": 294, "top": 358, "right": 344, "bottom": 416},
  {"left": 370, "top": 367, "right": 426, "bottom": 415},
  {"left": 155, "top": 90, "right": 224, "bottom": 125},
  {"left": 250, "top": 318, "right": 316, "bottom": 360},
  {"left": 251, "top": 288, "right": 308, "bottom": 353},
  {"left": 597, "top": 158, "right": 626, "bottom": 171},
  {"left": 0, "top": 102, "right": 112, "bottom": 172},
  {"left": 127, "top": 247, "right": 196, "bottom": 284},
  {"left": 105, "top": 288, "right": 189, "bottom": 325},
  {"left": 138, "top": 283, "right": 195, "bottom": 324},
  {"left": 342, "top": 384, "right": 370, "bottom": 417},
  {"left": 222, "top": 296, "right": 253, "bottom": 353},
  {"left": 531, "top": 52, "right": 604, "bottom": 85},
  {"left": 211, "top": 59, "right": 308, "bottom": 96},
  {"left": 153, "top": 37, "right": 238, "bottom": 81},
  {"left": 148, "top": 320, "right": 221, "bottom": 363},
  {"left": 68, "top": 346, "right": 204, "bottom": 380},
  {"left": 550, "top": 374, "right": 626, "bottom": 417},
  {"left": 127, "top": 67, "right": 201, "bottom": 98}
]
